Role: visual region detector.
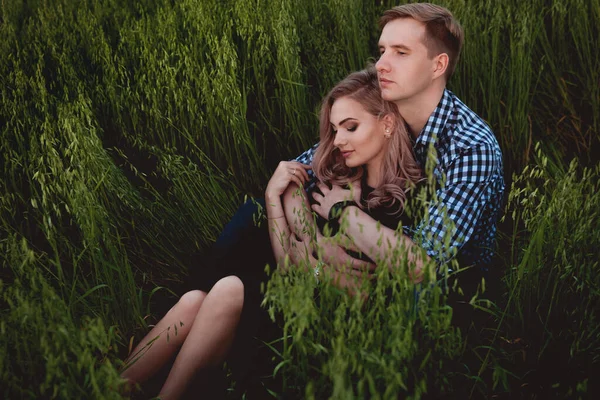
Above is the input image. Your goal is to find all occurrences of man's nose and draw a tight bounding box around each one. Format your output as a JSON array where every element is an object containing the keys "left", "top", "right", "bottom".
[{"left": 376, "top": 52, "right": 389, "bottom": 73}]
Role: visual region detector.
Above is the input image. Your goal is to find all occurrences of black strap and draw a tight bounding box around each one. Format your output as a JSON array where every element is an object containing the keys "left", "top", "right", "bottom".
[{"left": 328, "top": 200, "right": 359, "bottom": 222}]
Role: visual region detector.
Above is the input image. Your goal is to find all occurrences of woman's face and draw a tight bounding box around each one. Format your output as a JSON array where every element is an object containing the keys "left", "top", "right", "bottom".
[{"left": 330, "top": 96, "right": 388, "bottom": 171}]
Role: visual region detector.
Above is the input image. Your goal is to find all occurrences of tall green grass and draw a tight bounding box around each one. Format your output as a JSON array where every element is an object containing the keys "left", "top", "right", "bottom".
[
  {"left": 1, "top": 0, "right": 599, "bottom": 398},
  {"left": 448, "top": 0, "right": 600, "bottom": 169},
  {"left": 490, "top": 147, "right": 600, "bottom": 397},
  {"left": 1, "top": 236, "right": 124, "bottom": 398},
  {"left": 263, "top": 202, "right": 464, "bottom": 399}
]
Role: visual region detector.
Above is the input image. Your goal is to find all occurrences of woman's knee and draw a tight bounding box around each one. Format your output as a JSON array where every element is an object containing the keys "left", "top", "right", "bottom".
[
  {"left": 173, "top": 290, "right": 206, "bottom": 316},
  {"left": 211, "top": 276, "right": 245, "bottom": 311}
]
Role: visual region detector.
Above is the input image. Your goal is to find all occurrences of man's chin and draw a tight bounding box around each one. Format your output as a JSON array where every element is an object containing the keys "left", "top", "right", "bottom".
[{"left": 380, "top": 90, "right": 402, "bottom": 102}]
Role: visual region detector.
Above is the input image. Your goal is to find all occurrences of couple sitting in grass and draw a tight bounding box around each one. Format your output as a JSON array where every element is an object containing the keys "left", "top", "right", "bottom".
[{"left": 121, "top": 3, "right": 504, "bottom": 399}]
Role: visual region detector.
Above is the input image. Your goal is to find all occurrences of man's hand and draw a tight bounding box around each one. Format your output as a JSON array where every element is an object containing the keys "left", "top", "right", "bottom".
[
  {"left": 314, "top": 232, "right": 376, "bottom": 275},
  {"left": 322, "top": 266, "right": 370, "bottom": 300},
  {"left": 311, "top": 182, "right": 362, "bottom": 219},
  {"left": 287, "top": 234, "right": 371, "bottom": 298},
  {"left": 287, "top": 232, "right": 376, "bottom": 274}
]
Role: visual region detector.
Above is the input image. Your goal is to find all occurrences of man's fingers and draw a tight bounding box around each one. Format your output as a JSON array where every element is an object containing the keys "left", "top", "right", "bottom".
[
  {"left": 319, "top": 246, "right": 376, "bottom": 273},
  {"left": 331, "top": 258, "right": 375, "bottom": 275},
  {"left": 319, "top": 244, "right": 348, "bottom": 264},
  {"left": 350, "top": 258, "right": 377, "bottom": 273},
  {"left": 345, "top": 253, "right": 377, "bottom": 272}
]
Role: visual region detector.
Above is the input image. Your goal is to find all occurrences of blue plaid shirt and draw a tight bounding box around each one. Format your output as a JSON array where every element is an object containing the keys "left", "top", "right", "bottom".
[{"left": 295, "top": 89, "right": 505, "bottom": 269}]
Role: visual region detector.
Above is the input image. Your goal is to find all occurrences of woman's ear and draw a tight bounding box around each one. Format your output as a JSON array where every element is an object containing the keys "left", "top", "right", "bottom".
[{"left": 382, "top": 114, "right": 394, "bottom": 135}]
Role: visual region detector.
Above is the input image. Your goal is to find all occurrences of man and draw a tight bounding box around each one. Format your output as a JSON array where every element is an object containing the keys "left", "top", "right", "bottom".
[
  {"left": 295, "top": 3, "right": 504, "bottom": 281},
  {"left": 203, "top": 3, "right": 504, "bottom": 394}
]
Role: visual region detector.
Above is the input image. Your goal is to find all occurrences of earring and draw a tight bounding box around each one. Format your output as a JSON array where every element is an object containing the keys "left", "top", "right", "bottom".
[{"left": 384, "top": 128, "right": 391, "bottom": 139}]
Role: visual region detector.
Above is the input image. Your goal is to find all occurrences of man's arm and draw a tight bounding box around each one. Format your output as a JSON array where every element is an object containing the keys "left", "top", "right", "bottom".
[
  {"left": 310, "top": 140, "right": 504, "bottom": 279},
  {"left": 310, "top": 183, "right": 417, "bottom": 277},
  {"left": 409, "top": 143, "right": 504, "bottom": 265},
  {"left": 339, "top": 206, "right": 428, "bottom": 282}
]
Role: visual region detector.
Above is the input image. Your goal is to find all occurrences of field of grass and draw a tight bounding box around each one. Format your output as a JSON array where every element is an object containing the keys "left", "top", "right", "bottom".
[{"left": 1, "top": 0, "right": 599, "bottom": 398}]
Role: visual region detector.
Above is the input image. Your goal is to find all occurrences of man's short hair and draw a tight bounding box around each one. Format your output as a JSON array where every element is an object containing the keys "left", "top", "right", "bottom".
[{"left": 380, "top": 3, "right": 464, "bottom": 81}]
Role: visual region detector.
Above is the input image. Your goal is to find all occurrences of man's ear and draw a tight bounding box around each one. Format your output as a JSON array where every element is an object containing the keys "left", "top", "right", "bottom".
[{"left": 433, "top": 53, "right": 449, "bottom": 80}]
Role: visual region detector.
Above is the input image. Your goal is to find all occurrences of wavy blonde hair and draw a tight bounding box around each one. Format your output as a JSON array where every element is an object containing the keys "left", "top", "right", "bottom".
[{"left": 312, "top": 66, "right": 423, "bottom": 211}]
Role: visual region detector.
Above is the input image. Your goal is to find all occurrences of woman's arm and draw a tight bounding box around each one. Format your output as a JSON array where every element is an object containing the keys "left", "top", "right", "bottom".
[
  {"left": 265, "top": 162, "right": 311, "bottom": 266},
  {"left": 265, "top": 192, "right": 290, "bottom": 266},
  {"left": 283, "top": 183, "right": 377, "bottom": 274},
  {"left": 282, "top": 183, "right": 317, "bottom": 262}
]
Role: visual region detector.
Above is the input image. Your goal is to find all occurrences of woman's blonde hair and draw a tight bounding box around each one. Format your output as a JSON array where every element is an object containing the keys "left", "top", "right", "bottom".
[{"left": 312, "top": 66, "right": 423, "bottom": 211}]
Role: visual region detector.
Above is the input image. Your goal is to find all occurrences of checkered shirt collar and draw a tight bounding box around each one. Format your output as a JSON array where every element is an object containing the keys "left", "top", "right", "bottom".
[{"left": 414, "top": 89, "right": 453, "bottom": 158}]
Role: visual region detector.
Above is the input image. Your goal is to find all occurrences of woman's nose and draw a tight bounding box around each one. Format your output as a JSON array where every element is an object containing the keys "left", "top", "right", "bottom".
[{"left": 333, "top": 133, "right": 346, "bottom": 148}]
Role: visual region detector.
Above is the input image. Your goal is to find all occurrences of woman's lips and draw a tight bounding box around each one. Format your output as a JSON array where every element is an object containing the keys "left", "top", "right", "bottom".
[
  {"left": 341, "top": 150, "right": 354, "bottom": 158},
  {"left": 379, "top": 78, "right": 393, "bottom": 87}
]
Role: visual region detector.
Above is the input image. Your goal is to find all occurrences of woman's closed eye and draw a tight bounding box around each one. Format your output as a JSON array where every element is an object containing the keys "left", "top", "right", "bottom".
[{"left": 346, "top": 124, "right": 358, "bottom": 132}]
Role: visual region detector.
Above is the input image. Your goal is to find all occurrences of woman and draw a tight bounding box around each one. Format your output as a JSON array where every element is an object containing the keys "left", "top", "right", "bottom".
[
  {"left": 121, "top": 66, "right": 423, "bottom": 399},
  {"left": 265, "top": 66, "right": 423, "bottom": 287}
]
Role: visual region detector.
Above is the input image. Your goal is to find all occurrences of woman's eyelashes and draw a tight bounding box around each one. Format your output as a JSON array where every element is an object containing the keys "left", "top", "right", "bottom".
[
  {"left": 346, "top": 124, "right": 358, "bottom": 132},
  {"left": 332, "top": 123, "right": 358, "bottom": 134}
]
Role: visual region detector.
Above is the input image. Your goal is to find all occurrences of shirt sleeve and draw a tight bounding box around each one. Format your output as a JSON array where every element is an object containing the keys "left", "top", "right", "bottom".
[
  {"left": 406, "top": 142, "right": 502, "bottom": 264},
  {"left": 293, "top": 143, "right": 319, "bottom": 192}
]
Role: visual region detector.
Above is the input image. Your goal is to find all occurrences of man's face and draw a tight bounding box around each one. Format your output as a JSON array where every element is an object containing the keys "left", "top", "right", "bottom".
[{"left": 376, "top": 18, "right": 438, "bottom": 104}]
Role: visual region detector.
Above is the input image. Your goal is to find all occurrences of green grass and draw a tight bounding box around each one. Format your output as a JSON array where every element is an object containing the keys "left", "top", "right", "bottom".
[{"left": 1, "top": 0, "right": 599, "bottom": 398}]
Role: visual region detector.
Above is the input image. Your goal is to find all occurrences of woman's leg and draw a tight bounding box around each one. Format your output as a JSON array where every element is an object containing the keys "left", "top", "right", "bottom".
[
  {"left": 158, "top": 275, "right": 245, "bottom": 400},
  {"left": 121, "top": 290, "right": 207, "bottom": 385}
]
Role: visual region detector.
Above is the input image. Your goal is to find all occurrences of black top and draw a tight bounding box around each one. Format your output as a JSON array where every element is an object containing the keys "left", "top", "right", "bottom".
[
  {"left": 359, "top": 182, "right": 419, "bottom": 231},
  {"left": 314, "top": 178, "right": 425, "bottom": 263}
]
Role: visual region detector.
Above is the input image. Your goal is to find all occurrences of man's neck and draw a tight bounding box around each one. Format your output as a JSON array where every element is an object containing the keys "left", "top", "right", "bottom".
[{"left": 396, "top": 84, "right": 445, "bottom": 139}]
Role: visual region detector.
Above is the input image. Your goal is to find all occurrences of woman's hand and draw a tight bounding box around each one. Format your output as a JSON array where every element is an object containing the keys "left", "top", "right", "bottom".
[
  {"left": 265, "top": 161, "right": 312, "bottom": 200},
  {"left": 311, "top": 182, "right": 362, "bottom": 219}
]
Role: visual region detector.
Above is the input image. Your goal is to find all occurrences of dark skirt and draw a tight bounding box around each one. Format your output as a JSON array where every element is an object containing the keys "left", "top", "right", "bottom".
[{"left": 186, "top": 198, "right": 283, "bottom": 396}]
